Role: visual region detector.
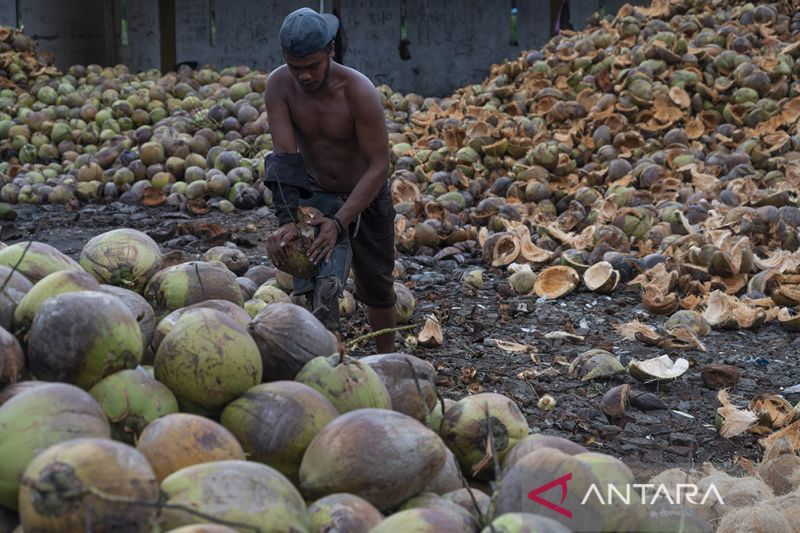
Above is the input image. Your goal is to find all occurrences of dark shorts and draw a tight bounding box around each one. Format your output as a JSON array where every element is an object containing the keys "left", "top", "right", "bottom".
[
  {"left": 349, "top": 182, "right": 397, "bottom": 308},
  {"left": 295, "top": 180, "right": 396, "bottom": 308}
]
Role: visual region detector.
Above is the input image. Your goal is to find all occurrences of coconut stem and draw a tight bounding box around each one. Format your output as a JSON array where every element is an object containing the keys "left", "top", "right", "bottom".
[
  {"left": 455, "top": 467, "right": 493, "bottom": 531},
  {"left": 193, "top": 262, "right": 206, "bottom": 300},
  {"left": 344, "top": 323, "right": 418, "bottom": 352},
  {"left": 0, "top": 239, "right": 32, "bottom": 296}
]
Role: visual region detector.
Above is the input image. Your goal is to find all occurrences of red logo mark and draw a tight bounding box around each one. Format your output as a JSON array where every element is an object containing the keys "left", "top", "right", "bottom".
[{"left": 527, "top": 472, "right": 573, "bottom": 518}]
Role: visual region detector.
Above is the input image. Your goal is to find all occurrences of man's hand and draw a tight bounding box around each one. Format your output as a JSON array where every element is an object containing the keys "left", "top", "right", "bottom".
[
  {"left": 266, "top": 223, "right": 299, "bottom": 267},
  {"left": 307, "top": 217, "right": 339, "bottom": 265}
]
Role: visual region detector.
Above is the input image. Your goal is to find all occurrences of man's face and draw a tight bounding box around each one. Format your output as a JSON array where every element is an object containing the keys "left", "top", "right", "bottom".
[{"left": 283, "top": 47, "right": 332, "bottom": 92}]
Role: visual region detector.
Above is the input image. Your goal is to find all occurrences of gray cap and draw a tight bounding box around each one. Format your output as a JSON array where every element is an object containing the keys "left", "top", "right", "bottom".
[{"left": 279, "top": 7, "right": 339, "bottom": 57}]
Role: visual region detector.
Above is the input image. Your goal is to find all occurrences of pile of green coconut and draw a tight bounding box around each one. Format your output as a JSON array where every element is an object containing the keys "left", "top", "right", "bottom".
[{"left": 0, "top": 228, "right": 717, "bottom": 533}]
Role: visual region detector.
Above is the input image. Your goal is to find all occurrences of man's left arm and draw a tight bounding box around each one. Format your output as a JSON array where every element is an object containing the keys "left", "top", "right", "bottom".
[{"left": 334, "top": 77, "right": 390, "bottom": 227}]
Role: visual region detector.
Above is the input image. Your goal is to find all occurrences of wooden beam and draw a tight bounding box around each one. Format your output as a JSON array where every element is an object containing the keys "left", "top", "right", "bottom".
[{"left": 159, "top": 0, "right": 176, "bottom": 72}]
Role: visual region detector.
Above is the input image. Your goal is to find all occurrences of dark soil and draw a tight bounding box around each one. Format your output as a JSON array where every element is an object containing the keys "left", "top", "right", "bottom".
[{"left": 4, "top": 202, "right": 800, "bottom": 482}]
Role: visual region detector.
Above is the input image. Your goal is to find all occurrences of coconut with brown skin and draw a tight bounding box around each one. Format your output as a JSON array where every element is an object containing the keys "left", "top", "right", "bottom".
[
  {"left": 203, "top": 246, "right": 249, "bottom": 275},
  {"left": 298, "top": 408, "right": 447, "bottom": 511},
  {"left": 220, "top": 381, "right": 338, "bottom": 481},
  {"left": 136, "top": 413, "right": 246, "bottom": 482},
  {"left": 0, "top": 326, "right": 25, "bottom": 386},
  {"left": 368, "top": 508, "right": 468, "bottom": 533},
  {"left": 423, "top": 448, "right": 463, "bottom": 495},
  {"left": 440, "top": 392, "right": 529, "bottom": 479},
  {"left": 249, "top": 302, "right": 338, "bottom": 381},
  {"left": 143, "top": 261, "right": 244, "bottom": 319},
  {"left": 481, "top": 513, "right": 572, "bottom": 533},
  {"left": 307, "top": 493, "right": 384, "bottom": 533},
  {"left": 18, "top": 438, "right": 159, "bottom": 532},
  {"left": 0, "top": 265, "right": 32, "bottom": 331},
  {"left": 360, "top": 352, "right": 439, "bottom": 421},
  {"left": 27, "top": 290, "right": 143, "bottom": 389},
  {"left": 442, "top": 488, "right": 491, "bottom": 523},
  {"left": 399, "top": 492, "right": 479, "bottom": 531},
  {"left": 501, "top": 434, "right": 590, "bottom": 472},
  {"left": 99, "top": 284, "right": 157, "bottom": 349}
]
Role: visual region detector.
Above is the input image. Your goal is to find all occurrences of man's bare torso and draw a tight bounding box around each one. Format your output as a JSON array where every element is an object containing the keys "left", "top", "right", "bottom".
[{"left": 269, "top": 63, "right": 369, "bottom": 193}]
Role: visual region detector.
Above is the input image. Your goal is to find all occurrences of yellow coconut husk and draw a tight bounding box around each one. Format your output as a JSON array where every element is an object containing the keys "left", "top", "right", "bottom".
[
  {"left": 615, "top": 320, "right": 660, "bottom": 342},
  {"left": 481, "top": 232, "right": 520, "bottom": 267},
  {"left": 583, "top": 261, "right": 619, "bottom": 294},
  {"left": 777, "top": 307, "right": 800, "bottom": 332},
  {"left": 771, "top": 285, "right": 800, "bottom": 307},
  {"left": 417, "top": 315, "right": 443, "bottom": 347},
  {"left": 759, "top": 420, "right": 800, "bottom": 453},
  {"left": 641, "top": 285, "right": 680, "bottom": 315},
  {"left": 533, "top": 265, "right": 579, "bottom": 299},
  {"left": 508, "top": 224, "right": 553, "bottom": 264},
  {"left": 391, "top": 178, "right": 420, "bottom": 205},
  {"left": 758, "top": 453, "right": 800, "bottom": 496},
  {"left": 717, "top": 389, "right": 759, "bottom": 439},
  {"left": 749, "top": 394, "right": 796, "bottom": 430}
]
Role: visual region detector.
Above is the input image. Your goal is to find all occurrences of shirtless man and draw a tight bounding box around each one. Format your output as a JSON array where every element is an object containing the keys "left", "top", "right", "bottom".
[{"left": 264, "top": 7, "right": 397, "bottom": 353}]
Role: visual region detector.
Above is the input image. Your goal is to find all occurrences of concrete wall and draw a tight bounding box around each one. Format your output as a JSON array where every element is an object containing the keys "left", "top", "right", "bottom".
[
  {"left": 4, "top": 0, "right": 647, "bottom": 94},
  {"left": 117, "top": 0, "right": 160, "bottom": 72},
  {"left": 0, "top": 3, "right": 15, "bottom": 28},
  {"left": 17, "top": 0, "right": 114, "bottom": 69},
  {"left": 175, "top": 0, "right": 317, "bottom": 71}
]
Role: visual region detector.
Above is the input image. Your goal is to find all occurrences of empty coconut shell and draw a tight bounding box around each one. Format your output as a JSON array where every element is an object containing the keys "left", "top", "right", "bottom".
[{"left": 534, "top": 266, "right": 579, "bottom": 299}]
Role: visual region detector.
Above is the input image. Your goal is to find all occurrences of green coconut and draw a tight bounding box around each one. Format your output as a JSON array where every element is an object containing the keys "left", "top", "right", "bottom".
[
  {"left": 166, "top": 525, "right": 239, "bottom": 533},
  {"left": 18, "top": 438, "right": 158, "bottom": 532},
  {"left": 0, "top": 383, "right": 110, "bottom": 510},
  {"left": 360, "top": 352, "right": 439, "bottom": 421},
  {"left": 298, "top": 408, "right": 447, "bottom": 511},
  {"left": 154, "top": 307, "right": 262, "bottom": 415},
  {"left": 502, "top": 433, "right": 589, "bottom": 472},
  {"left": 143, "top": 261, "right": 243, "bottom": 319},
  {"left": 136, "top": 413, "right": 246, "bottom": 483},
  {"left": 425, "top": 397, "right": 455, "bottom": 434},
  {"left": 308, "top": 493, "right": 383, "bottom": 533},
  {"left": 481, "top": 513, "right": 572, "bottom": 533},
  {"left": 98, "top": 284, "right": 157, "bottom": 350},
  {"left": 203, "top": 246, "right": 249, "bottom": 275},
  {"left": 394, "top": 282, "right": 416, "bottom": 323},
  {"left": 88, "top": 366, "right": 179, "bottom": 443},
  {"left": 294, "top": 354, "right": 393, "bottom": 413},
  {"left": 79, "top": 228, "right": 163, "bottom": 293},
  {"left": 249, "top": 303, "right": 338, "bottom": 381},
  {"left": 399, "top": 492, "right": 479, "bottom": 531},
  {"left": 369, "top": 508, "right": 468, "bottom": 533},
  {"left": 440, "top": 392, "right": 529, "bottom": 479},
  {"left": 12, "top": 269, "right": 101, "bottom": 334},
  {"left": 27, "top": 291, "right": 144, "bottom": 389},
  {"left": 0, "top": 326, "right": 25, "bottom": 386},
  {"left": 244, "top": 298, "right": 267, "bottom": 317},
  {"left": 220, "top": 381, "right": 338, "bottom": 481},
  {"left": 492, "top": 448, "right": 606, "bottom": 531},
  {"left": 0, "top": 265, "right": 33, "bottom": 331},
  {"left": 0, "top": 241, "right": 82, "bottom": 283},
  {"left": 150, "top": 299, "right": 251, "bottom": 353},
  {"left": 252, "top": 283, "right": 291, "bottom": 304},
  {"left": 160, "top": 460, "right": 310, "bottom": 533}
]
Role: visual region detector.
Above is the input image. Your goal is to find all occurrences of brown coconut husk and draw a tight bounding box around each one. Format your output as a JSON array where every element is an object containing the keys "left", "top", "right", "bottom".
[{"left": 715, "top": 503, "right": 793, "bottom": 533}]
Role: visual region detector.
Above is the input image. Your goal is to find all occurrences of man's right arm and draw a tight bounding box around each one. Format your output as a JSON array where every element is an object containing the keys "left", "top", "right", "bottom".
[{"left": 264, "top": 69, "right": 303, "bottom": 265}]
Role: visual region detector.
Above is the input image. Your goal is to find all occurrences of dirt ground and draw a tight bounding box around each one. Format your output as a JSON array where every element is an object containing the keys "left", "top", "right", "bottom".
[{"left": 4, "top": 201, "right": 800, "bottom": 482}]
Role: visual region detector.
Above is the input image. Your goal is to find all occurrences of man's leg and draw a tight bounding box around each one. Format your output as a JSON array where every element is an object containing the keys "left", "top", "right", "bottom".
[
  {"left": 366, "top": 304, "right": 396, "bottom": 353},
  {"left": 312, "top": 275, "right": 342, "bottom": 333}
]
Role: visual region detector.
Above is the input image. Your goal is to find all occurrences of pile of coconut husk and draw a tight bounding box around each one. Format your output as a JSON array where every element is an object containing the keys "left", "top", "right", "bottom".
[
  {"left": 0, "top": 26, "right": 59, "bottom": 90},
  {"left": 379, "top": 0, "right": 800, "bottom": 337}
]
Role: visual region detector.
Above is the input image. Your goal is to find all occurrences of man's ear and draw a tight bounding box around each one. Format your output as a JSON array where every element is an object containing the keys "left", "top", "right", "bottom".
[{"left": 329, "top": 44, "right": 336, "bottom": 58}]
